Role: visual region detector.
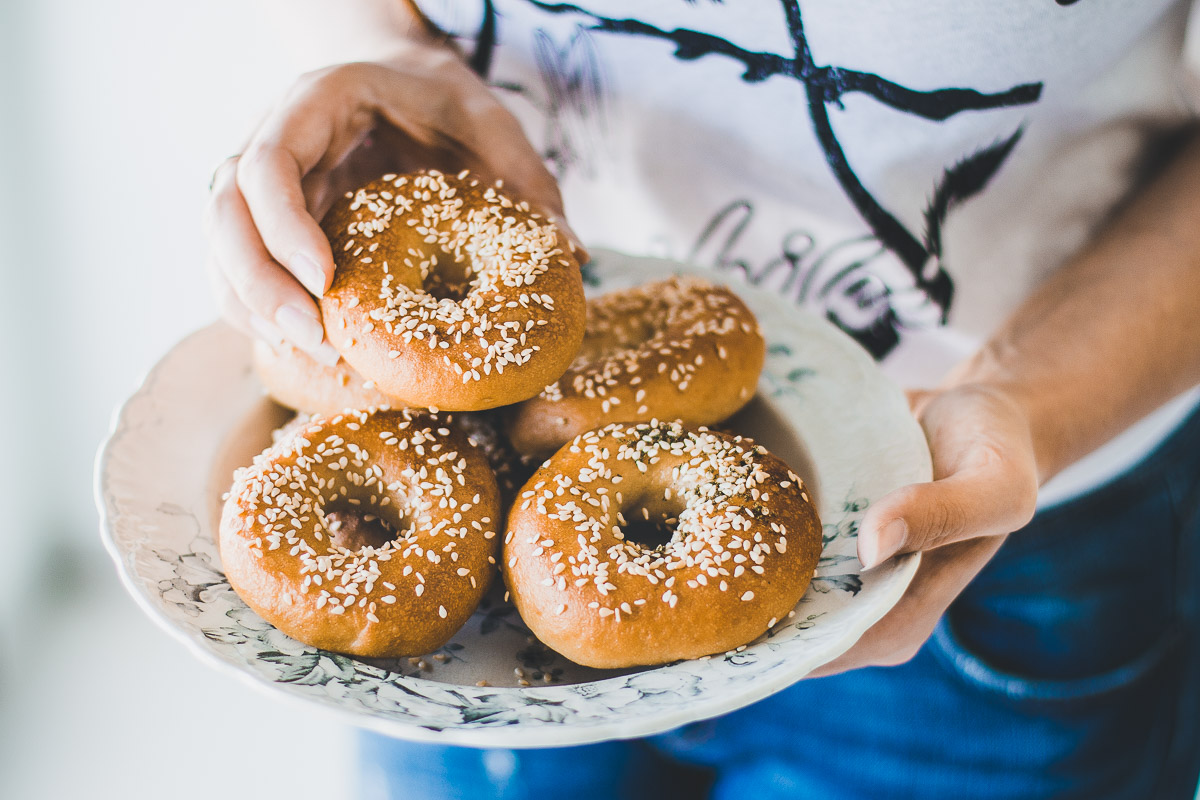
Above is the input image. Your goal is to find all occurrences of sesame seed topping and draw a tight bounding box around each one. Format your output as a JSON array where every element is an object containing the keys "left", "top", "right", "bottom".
[
  {"left": 520, "top": 278, "right": 762, "bottom": 448},
  {"left": 222, "top": 407, "right": 499, "bottom": 634},
  {"left": 324, "top": 170, "right": 577, "bottom": 390},
  {"left": 506, "top": 420, "right": 808, "bottom": 625}
]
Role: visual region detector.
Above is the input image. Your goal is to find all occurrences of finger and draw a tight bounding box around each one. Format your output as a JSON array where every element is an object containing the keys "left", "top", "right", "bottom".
[
  {"left": 857, "top": 386, "right": 1038, "bottom": 568},
  {"left": 857, "top": 461, "right": 1034, "bottom": 569},
  {"left": 809, "top": 535, "right": 1005, "bottom": 678},
  {"left": 858, "top": 448, "right": 1035, "bottom": 571},
  {"left": 207, "top": 166, "right": 300, "bottom": 352},
  {"left": 206, "top": 254, "right": 252, "bottom": 336},
  {"left": 207, "top": 259, "right": 291, "bottom": 353},
  {"left": 236, "top": 144, "right": 336, "bottom": 297},
  {"left": 905, "top": 388, "right": 936, "bottom": 416},
  {"left": 209, "top": 167, "right": 340, "bottom": 366},
  {"left": 235, "top": 67, "right": 377, "bottom": 297}
]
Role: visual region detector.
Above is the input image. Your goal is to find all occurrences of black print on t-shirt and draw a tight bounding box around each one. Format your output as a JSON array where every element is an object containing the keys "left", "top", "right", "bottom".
[
  {"left": 465, "top": 1, "right": 1044, "bottom": 358},
  {"left": 690, "top": 200, "right": 909, "bottom": 355},
  {"left": 475, "top": 16, "right": 607, "bottom": 180}
]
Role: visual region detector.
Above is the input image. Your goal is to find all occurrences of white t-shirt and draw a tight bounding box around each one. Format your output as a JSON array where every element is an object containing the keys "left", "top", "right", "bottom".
[{"left": 417, "top": 0, "right": 1200, "bottom": 504}]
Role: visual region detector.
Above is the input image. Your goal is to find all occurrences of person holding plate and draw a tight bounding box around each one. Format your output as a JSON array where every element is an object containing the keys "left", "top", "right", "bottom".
[{"left": 205, "top": 1, "right": 1200, "bottom": 797}]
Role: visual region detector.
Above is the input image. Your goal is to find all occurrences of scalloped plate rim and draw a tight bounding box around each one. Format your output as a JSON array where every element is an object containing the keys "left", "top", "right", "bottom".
[{"left": 96, "top": 253, "right": 928, "bottom": 747}]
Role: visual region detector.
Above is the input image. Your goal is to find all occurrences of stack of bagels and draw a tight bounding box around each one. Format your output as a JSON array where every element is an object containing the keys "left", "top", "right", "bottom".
[{"left": 219, "top": 170, "right": 822, "bottom": 670}]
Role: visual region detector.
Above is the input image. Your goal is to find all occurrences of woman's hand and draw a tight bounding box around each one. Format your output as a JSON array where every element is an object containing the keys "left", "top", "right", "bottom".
[
  {"left": 811, "top": 132, "right": 1200, "bottom": 678},
  {"left": 204, "top": 40, "right": 583, "bottom": 362},
  {"left": 809, "top": 383, "right": 1039, "bottom": 677}
]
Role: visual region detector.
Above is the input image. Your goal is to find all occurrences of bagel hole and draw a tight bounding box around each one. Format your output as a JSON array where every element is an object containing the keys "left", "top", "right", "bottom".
[
  {"left": 619, "top": 498, "right": 684, "bottom": 551},
  {"left": 580, "top": 311, "right": 663, "bottom": 363},
  {"left": 620, "top": 518, "right": 678, "bottom": 550},
  {"left": 324, "top": 509, "right": 402, "bottom": 551},
  {"left": 422, "top": 258, "right": 474, "bottom": 302}
]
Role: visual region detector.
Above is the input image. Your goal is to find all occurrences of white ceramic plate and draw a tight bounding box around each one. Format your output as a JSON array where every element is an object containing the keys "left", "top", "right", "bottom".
[{"left": 96, "top": 250, "right": 930, "bottom": 748}]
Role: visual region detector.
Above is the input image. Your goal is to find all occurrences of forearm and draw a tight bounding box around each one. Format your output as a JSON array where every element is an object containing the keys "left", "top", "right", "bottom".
[{"left": 947, "top": 130, "right": 1200, "bottom": 483}]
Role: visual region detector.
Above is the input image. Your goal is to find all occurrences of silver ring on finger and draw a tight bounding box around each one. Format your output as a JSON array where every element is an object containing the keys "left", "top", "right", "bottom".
[{"left": 209, "top": 154, "right": 242, "bottom": 192}]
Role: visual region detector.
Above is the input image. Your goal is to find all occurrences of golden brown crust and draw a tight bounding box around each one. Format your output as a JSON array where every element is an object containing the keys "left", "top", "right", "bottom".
[
  {"left": 252, "top": 339, "right": 403, "bottom": 416},
  {"left": 456, "top": 411, "right": 540, "bottom": 513},
  {"left": 219, "top": 408, "right": 501, "bottom": 657},
  {"left": 505, "top": 278, "right": 765, "bottom": 458},
  {"left": 502, "top": 421, "right": 821, "bottom": 668},
  {"left": 320, "top": 170, "right": 586, "bottom": 411}
]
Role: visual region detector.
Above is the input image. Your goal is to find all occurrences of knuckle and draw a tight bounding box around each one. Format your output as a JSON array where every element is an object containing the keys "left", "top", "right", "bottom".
[
  {"left": 877, "top": 643, "right": 923, "bottom": 667},
  {"left": 225, "top": 256, "right": 284, "bottom": 315},
  {"left": 323, "top": 61, "right": 371, "bottom": 82},
  {"left": 888, "top": 484, "right": 924, "bottom": 512},
  {"left": 293, "top": 62, "right": 376, "bottom": 103},
  {"left": 234, "top": 154, "right": 269, "bottom": 201},
  {"left": 926, "top": 492, "right": 969, "bottom": 546},
  {"left": 294, "top": 66, "right": 329, "bottom": 88},
  {"left": 422, "top": 47, "right": 465, "bottom": 73},
  {"left": 204, "top": 180, "right": 237, "bottom": 224},
  {"left": 209, "top": 156, "right": 239, "bottom": 193},
  {"left": 291, "top": 64, "right": 341, "bottom": 96},
  {"left": 236, "top": 142, "right": 274, "bottom": 182},
  {"left": 205, "top": 169, "right": 241, "bottom": 231},
  {"left": 235, "top": 145, "right": 300, "bottom": 212},
  {"left": 873, "top": 625, "right": 937, "bottom": 667},
  {"left": 1009, "top": 476, "right": 1040, "bottom": 531}
]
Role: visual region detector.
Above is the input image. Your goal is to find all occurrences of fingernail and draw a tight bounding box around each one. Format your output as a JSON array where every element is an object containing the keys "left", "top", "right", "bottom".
[
  {"left": 290, "top": 251, "right": 328, "bottom": 297},
  {"left": 859, "top": 519, "right": 908, "bottom": 569},
  {"left": 310, "top": 340, "right": 342, "bottom": 367},
  {"left": 248, "top": 314, "right": 286, "bottom": 351},
  {"left": 275, "top": 304, "right": 325, "bottom": 351}
]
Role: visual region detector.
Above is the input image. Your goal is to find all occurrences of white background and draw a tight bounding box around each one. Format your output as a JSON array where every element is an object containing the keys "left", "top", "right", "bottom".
[{"left": 0, "top": 2, "right": 356, "bottom": 797}]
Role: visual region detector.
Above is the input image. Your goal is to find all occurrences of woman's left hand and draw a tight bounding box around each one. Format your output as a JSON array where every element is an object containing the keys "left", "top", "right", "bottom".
[{"left": 809, "top": 382, "right": 1039, "bottom": 677}]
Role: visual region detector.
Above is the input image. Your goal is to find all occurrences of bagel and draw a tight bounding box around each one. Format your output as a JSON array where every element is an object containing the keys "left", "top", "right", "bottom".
[
  {"left": 320, "top": 170, "right": 586, "bottom": 411},
  {"left": 219, "top": 407, "right": 501, "bottom": 657},
  {"left": 503, "top": 420, "right": 822, "bottom": 668},
  {"left": 456, "top": 411, "right": 540, "bottom": 510},
  {"left": 251, "top": 338, "right": 533, "bottom": 509},
  {"left": 506, "top": 277, "right": 764, "bottom": 457},
  {"left": 252, "top": 339, "right": 399, "bottom": 416}
]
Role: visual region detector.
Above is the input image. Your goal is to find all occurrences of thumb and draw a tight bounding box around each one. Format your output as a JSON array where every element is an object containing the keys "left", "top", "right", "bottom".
[{"left": 857, "top": 464, "right": 1037, "bottom": 569}]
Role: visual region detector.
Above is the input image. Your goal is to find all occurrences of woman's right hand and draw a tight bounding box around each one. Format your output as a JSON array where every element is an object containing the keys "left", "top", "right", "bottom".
[{"left": 205, "top": 39, "right": 584, "bottom": 363}]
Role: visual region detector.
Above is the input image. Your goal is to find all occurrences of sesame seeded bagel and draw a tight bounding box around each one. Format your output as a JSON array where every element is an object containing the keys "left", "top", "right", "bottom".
[
  {"left": 252, "top": 339, "right": 400, "bottom": 416},
  {"left": 456, "top": 411, "right": 540, "bottom": 511},
  {"left": 503, "top": 420, "right": 821, "bottom": 668},
  {"left": 506, "top": 278, "right": 765, "bottom": 458},
  {"left": 320, "top": 170, "right": 586, "bottom": 411},
  {"left": 219, "top": 408, "right": 501, "bottom": 658}
]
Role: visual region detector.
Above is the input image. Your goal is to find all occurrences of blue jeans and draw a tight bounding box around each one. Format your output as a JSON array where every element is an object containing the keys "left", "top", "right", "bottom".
[{"left": 360, "top": 406, "right": 1200, "bottom": 799}]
